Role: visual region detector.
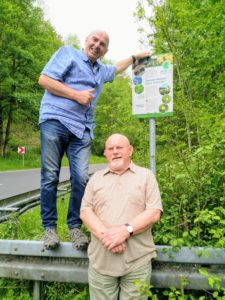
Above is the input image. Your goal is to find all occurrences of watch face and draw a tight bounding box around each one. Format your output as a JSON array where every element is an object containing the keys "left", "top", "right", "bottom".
[
  {"left": 127, "top": 225, "right": 133, "bottom": 233},
  {"left": 125, "top": 224, "right": 133, "bottom": 235}
]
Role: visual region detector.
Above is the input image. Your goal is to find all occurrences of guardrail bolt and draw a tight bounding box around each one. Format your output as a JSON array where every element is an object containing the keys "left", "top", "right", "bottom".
[
  {"left": 41, "top": 273, "right": 45, "bottom": 279},
  {"left": 14, "top": 248, "right": 18, "bottom": 251},
  {"left": 15, "top": 271, "right": 19, "bottom": 276}
]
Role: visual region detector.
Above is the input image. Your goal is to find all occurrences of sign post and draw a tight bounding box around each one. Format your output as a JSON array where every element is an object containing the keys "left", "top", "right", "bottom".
[
  {"left": 132, "top": 53, "right": 173, "bottom": 174},
  {"left": 149, "top": 118, "right": 156, "bottom": 174},
  {"left": 18, "top": 146, "right": 26, "bottom": 166}
]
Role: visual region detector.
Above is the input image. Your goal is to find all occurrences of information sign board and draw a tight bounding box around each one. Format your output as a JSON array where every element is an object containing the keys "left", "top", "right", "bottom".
[{"left": 132, "top": 53, "right": 173, "bottom": 118}]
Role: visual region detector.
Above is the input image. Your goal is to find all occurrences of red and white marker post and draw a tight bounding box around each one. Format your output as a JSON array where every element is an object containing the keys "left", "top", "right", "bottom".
[{"left": 18, "top": 146, "right": 26, "bottom": 166}]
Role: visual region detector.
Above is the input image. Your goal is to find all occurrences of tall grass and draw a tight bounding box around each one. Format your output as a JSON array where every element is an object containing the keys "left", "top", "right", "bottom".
[{"left": 0, "top": 195, "right": 89, "bottom": 300}]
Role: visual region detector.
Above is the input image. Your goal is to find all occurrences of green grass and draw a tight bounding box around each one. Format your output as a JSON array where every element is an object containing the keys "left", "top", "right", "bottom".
[
  {"left": 0, "top": 152, "right": 106, "bottom": 171},
  {"left": 0, "top": 194, "right": 71, "bottom": 240},
  {"left": 89, "top": 153, "right": 106, "bottom": 164},
  {"left": 0, "top": 122, "right": 106, "bottom": 171},
  {"left": 0, "top": 153, "right": 41, "bottom": 171},
  {"left": 0, "top": 195, "right": 90, "bottom": 299},
  {"left": 0, "top": 194, "right": 91, "bottom": 241}
]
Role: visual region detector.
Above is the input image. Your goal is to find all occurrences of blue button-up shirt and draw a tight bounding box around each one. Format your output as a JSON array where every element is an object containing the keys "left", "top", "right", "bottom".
[{"left": 39, "top": 46, "right": 116, "bottom": 138}]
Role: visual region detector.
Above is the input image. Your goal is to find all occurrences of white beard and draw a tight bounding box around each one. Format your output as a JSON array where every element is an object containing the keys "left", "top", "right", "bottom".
[{"left": 110, "top": 159, "right": 124, "bottom": 171}]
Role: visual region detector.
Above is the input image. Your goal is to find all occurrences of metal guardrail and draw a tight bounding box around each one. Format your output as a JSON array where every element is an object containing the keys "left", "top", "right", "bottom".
[
  {"left": 0, "top": 181, "right": 71, "bottom": 222},
  {"left": 0, "top": 240, "right": 224, "bottom": 300},
  {"left": 0, "top": 164, "right": 106, "bottom": 222},
  {"left": 1, "top": 167, "right": 225, "bottom": 299}
]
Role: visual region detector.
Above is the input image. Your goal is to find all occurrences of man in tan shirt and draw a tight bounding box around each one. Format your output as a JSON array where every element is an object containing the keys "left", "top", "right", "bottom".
[{"left": 80, "top": 133, "right": 163, "bottom": 300}]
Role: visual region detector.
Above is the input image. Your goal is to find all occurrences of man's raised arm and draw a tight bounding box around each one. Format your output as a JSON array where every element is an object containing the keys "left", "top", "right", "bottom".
[{"left": 115, "top": 52, "right": 150, "bottom": 74}]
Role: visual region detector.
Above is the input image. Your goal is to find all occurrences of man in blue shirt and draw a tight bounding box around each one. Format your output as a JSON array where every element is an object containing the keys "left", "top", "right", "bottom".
[{"left": 38, "top": 30, "right": 150, "bottom": 251}]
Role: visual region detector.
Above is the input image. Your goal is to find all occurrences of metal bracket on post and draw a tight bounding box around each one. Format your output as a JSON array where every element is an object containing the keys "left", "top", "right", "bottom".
[{"left": 149, "top": 118, "right": 156, "bottom": 174}]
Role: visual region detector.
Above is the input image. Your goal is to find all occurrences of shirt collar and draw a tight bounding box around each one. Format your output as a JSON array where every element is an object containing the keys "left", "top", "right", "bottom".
[
  {"left": 103, "top": 161, "right": 136, "bottom": 176},
  {"left": 80, "top": 49, "right": 101, "bottom": 68}
]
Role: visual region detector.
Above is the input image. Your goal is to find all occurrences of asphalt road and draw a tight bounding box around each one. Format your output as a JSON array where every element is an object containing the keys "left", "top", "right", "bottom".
[{"left": 0, "top": 164, "right": 106, "bottom": 201}]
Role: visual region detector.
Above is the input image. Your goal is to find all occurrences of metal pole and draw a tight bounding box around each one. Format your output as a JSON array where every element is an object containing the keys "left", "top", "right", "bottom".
[
  {"left": 149, "top": 118, "right": 156, "bottom": 175},
  {"left": 33, "top": 281, "right": 42, "bottom": 300}
]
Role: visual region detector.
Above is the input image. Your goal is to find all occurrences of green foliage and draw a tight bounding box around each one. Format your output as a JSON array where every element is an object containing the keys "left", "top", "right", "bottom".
[
  {"left": 153, "top": 112, "right": 225, "bottom": 248},
  {"left": 43, "top": 282, "right": 89, "bottom": 300},
  {"left": 163, "top": 286, "right": 195, "bottom": 300},
  {"left": 133, "top": 279, "right": 159, "bottom": 299},
  {"left": 0, "top": 120, "right": 105, "bottom": 170},
  {"left": 93, "top": 75, "right": 132, "bottom": 154},
  {"left": 135, "top": 277, "right": 225, "bottom": 300},
  {"left": 92, "top": 75, "right": 150, "bottom": 167},
  {"left": 1, "top": 0, "right": 225, "bottom": 298},
  {"left": 135, "top": 0, "right": 225, "bottom": 249},
  {"left": 0, "top": 197, "right": 89, "bottom": 300},
  {"left": 198, "top": 269, "right": 225, "bottom": 299},
  {"left": 0, "top": 195, "right": 78, "bottom": 241},
  {"left": 63, "top": 34, "right": 81, "bottom": 49},
  {"left": 1, "top": 197, "right": 225, "bottom": 299},
  {"left": 0, "top": 278, "right": 89, "bottom": 300},
  {"left": 0, "top": 0, "right": 62, "bottom": 155},
  {"left": 0, "top": 278, "right": 32, "bottom": 299}
]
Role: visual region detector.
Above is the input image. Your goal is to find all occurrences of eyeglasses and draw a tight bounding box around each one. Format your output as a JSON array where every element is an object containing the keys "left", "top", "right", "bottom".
[{"left": 105, "top": 146, "right": 130, "bottom": 152}]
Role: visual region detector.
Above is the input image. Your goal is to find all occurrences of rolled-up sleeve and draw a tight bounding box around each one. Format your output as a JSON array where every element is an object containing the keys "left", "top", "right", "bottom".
[
  {"left": 102, "top": 64, "right": 116, "bottom": 83},
  {"left": 145, "top": 171, "right": 163, "bottom": 212},
  {"left": 41, "top": 46, "right": 73, "bottom": 81}
]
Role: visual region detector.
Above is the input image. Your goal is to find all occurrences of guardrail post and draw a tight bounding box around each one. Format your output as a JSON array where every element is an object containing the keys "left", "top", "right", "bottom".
[{"left": 33, "top": 281, "right": 43, "bottom": 300}]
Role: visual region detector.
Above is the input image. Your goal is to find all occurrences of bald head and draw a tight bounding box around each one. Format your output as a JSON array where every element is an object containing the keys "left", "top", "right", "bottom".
[
  {"left": 104, "top": 134, "right": 133, "bottom": 174},
  {"left": 105, "top": 134, "right": 130, "bottom": 148},
  {"left": 87, "top": 30, "right": 110, "bottom": 47},
  {"left": 84, "top": 30, "right": 109, "bottom": 63}
]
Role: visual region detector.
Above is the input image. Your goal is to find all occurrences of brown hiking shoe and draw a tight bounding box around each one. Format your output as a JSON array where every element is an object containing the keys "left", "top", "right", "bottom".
[
  {"left": 43, "top": 228, "right": 60, "bottom": 250},
  {"left": 69, "top": 228, "right": 89, "bottom": 250}
]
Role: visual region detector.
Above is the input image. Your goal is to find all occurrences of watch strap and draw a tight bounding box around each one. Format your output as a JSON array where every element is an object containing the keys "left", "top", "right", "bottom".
[
  {"left": 125, "top": 223, "right": 133, "bottom": 236},
  {"left": 131, "top": 55, "right": 136, "bottom": 65}
]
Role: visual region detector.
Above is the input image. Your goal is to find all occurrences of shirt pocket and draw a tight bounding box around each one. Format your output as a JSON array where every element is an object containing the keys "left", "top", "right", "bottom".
[
  {"left": 68, "top": 66, "right": 97, "bottom": 88},
  {"left": 92, "top": 187, "right": 110, "bottom": 218},
  {"left": 126, "top": 184, "right": 146, "bottom": 210}
]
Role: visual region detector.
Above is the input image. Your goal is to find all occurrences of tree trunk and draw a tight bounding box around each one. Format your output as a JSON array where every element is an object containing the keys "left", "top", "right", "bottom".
[
  {"left": 0, "top": 97, "right": 3, "bottom": 157},
  {"left": 3, "top": 95, "right": 14, "bottom": 156},
  {"left": 3, "top": 54, "right": 17, "bottom": 156}
]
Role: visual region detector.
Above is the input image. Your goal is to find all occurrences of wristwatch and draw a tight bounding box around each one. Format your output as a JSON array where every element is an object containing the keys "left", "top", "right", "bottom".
[
  {"left": 125, "top": 223, "right": 133, "bottom": 236},
  {"left": 131, "top": 55, "right": 136, "bottom": 65}
]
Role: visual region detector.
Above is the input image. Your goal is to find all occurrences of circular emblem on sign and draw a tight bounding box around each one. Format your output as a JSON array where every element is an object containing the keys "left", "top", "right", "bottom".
[
  {"left": 133, "top": 76, "right": 142, "bottom": 85},
  {"left": 135, "top": 84, "right": 144, "bottom": 94}
]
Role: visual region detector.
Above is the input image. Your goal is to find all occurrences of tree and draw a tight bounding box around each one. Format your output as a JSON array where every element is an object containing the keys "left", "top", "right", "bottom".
[
  {"left": 63, "top": 34, "right": 80, "bottom": 49},
  {"left": 0, "top": 0, "right": 62, "bottom": 156},
  {"left": 136, "top": 0, "right": 225, "bottom": 147},
  {"left": 92, "top": 75, "right": 149, "bottom": 166},
  {"left": 135, "top": 0, "right": 225, "bottom": 246}
]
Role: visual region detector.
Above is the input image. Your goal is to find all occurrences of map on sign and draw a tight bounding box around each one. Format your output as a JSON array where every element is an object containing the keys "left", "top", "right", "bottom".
[{"left": 132, "top": 53, "right": 173, "bottom": 118}]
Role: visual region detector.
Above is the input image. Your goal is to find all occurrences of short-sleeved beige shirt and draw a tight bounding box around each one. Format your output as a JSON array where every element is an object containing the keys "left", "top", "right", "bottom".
[{"left": 81, "top": 162, "right": 163, "bottom": 276}]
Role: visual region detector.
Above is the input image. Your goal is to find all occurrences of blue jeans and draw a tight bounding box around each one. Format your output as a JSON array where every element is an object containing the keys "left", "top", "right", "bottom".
[{"left": 40, "top": 119, "right": 91, "bottom": 229}]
